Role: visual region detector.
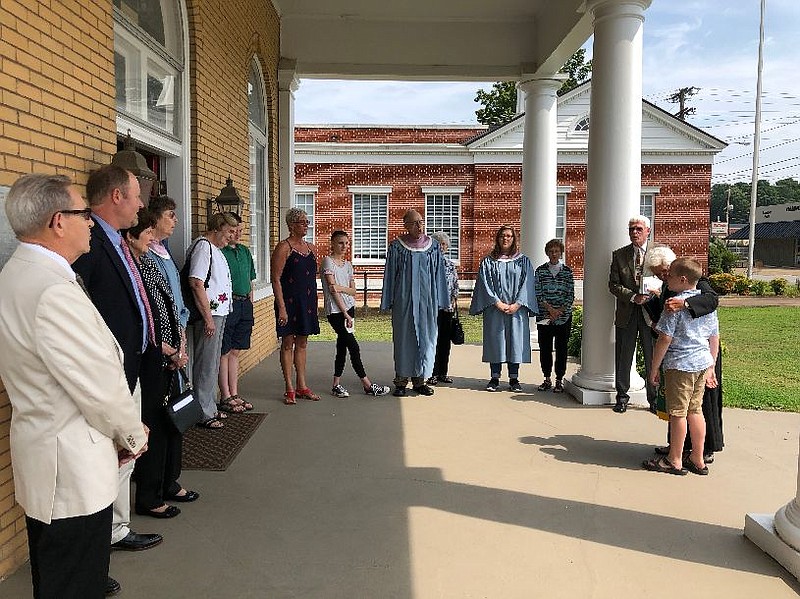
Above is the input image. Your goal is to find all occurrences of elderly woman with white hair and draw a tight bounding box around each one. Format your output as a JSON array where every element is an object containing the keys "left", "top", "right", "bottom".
[
  {"left": 427, "top": 231, "right": 460, "bottom": 385},
  {"left": 643, "top": 245, "right": 724, "bottom": 464}
]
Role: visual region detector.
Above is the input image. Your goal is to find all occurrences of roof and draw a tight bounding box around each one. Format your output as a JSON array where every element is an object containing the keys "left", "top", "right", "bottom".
[{"left": 728, "top": 221, "right": 800, "bottom": 240}]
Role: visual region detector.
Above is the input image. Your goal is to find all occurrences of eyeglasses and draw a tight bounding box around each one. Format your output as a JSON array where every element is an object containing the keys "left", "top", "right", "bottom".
[
  {"left": 49, "top": 208, "right": 92, "bottom": 227},
  {"left": 291, "top": 219, "right": 310, "bottom": 225},
  {"left": 628, "top": 226, "right": 645, "bottom": 232}
]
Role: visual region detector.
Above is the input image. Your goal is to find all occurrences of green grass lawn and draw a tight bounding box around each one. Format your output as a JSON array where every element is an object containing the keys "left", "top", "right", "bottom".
[{"left": 313, "top": 306, "right": 800, "bottom": 412}]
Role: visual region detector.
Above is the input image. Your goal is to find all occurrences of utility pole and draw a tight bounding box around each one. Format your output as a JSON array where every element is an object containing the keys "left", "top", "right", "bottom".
[
  {"left": 667, "top": 86, "right": 700, "bottom": 120},
  {"left": 747, "top": 0, "right": 766, "bottom": 279}
]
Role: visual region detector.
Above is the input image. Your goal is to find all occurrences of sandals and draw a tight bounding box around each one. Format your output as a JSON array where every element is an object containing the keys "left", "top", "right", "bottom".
[
  {"left": 218, "top": 397, "right": 246, "bottom": 414},
  {"left": 198, "top": 418, "right": 224, "bottom": 429},
  {"left": 642, "top": 456, "right": 687, "bottom": 476},
  {"left": 686, "top": 460, "right": 709, "bottom": 476},
  {"left": 295, "top": 388, "right": 320, "bottom": 401},
  {"left": 231, "top": 394, "right": 253, "bottom": 411},
  {"left": 283, "top": 391, "right": 296, "bottom": 405}
]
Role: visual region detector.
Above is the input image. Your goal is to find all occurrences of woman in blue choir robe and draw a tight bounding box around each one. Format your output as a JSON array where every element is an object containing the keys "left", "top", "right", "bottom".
[{"left": 470, "top": 226, "right": 537, "bottom": 393}]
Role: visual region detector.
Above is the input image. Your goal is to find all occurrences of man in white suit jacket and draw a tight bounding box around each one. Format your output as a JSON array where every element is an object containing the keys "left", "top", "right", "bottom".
[{"left": 0, "top": 174, "right": 148, "bottom": 598}]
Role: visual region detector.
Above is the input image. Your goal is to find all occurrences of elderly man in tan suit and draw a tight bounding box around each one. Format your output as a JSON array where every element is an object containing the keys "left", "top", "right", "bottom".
[{"left": 0, "top": 174, "right": 148, "bottom": 598}]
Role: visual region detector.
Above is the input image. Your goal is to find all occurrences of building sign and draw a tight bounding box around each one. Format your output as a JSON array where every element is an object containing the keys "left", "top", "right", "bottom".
[
  {"left": 0, "top": 186, "right": 17, "bottom": 269},
  {"left": 757, "top": 203, "right": 800, "bottom": 223},
  {"left": 710, "top": 221, "right": 728, "bottom": 236}
]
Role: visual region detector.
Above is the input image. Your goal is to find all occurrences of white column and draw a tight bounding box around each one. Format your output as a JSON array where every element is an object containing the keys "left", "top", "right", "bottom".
[
  {"left": 745, "top": 436, "right": 800, "bottom": 580},
  {"left": 518, "top": 76, "right": 562, "bottom": 263},
  {"left": 278, "top": 60, "right": 299, "bottom": 240},
  {"left": 566, "top": 0, "right": 651, "bottom": 405}
]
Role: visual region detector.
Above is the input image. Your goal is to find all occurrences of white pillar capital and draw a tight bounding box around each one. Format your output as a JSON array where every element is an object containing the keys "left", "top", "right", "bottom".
[
  {"left": 583, "top": 0, "right": 652, "bottom": 22},
  {"left": 278, "top": 58, "right": 299, "bottom": 93},
  {"left": 518, "top": 74, "right": 565, "bottom": 96}
]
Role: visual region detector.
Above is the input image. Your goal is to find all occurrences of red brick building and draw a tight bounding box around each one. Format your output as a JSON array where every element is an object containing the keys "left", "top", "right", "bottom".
[{"left": 294, "top": 83, "right": 726, "bottom": 288}]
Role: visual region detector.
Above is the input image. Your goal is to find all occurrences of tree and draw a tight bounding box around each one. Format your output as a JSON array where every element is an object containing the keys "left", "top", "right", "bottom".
[
  {"left": 474, "top": 49, "right": 592, "bottom": 127},
  {"left": 710, "top": 178, "right": 800, "bottom": 223}
]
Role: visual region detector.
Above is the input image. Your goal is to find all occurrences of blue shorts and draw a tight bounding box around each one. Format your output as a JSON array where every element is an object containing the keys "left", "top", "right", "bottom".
[{"left": 222, "top": 297, "right": 254, "bottom": 354}]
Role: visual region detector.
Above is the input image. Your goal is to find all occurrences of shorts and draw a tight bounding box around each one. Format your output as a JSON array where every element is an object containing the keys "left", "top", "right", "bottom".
[
  {"left": 664, "top": 369, "right": 707, "bottom": 418},
  {"left": 221, "top": 297, "right": 254, "bottom": 354}
]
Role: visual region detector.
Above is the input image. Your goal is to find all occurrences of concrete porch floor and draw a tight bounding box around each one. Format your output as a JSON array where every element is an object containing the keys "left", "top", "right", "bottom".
[{"left": 2, "top": 341, "right": 800, "bottom": 598}]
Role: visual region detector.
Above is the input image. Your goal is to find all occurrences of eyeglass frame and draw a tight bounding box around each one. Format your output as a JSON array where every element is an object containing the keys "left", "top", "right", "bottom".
[{"left": 48, "top": 208, "right": 93, "bottom": 228}]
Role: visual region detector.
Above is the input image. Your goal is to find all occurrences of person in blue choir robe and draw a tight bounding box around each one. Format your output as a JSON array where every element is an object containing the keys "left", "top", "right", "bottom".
[
  {"left": 470, "top": 225, "right": 537, "bottom": 393},
  {"left": 380, "top": 209, "right": 449, "bottom": 397}
]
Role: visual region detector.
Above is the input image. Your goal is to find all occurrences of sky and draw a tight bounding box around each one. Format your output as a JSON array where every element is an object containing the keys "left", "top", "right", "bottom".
[{"left": 294, "top": 0, "right": 800, "bottom": 185}]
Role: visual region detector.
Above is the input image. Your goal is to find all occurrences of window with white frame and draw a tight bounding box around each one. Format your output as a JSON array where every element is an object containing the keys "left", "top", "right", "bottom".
[
  {"left": 248, "top": 60, "right": 269, "bottom": 284},
  {"left": 574, "top": 116, "right": 590, "bottom": 132},
  {"left": 350, "top": 187, "right": 390, "bottom": 262},
  {"left": 556, "top": 193, "right": 567, "bottom": 240},
  {"left": 423, "top": 187, "right": 462, "bottom": 261},
  {"left": 640, "top": 187, "right": 659, "bottom": 240},
  {"left": 114, "top": 0, "right": 182, "bottom": 138},
  {"left": 293, "top": 189, "right": 316, "bottom": 243}
]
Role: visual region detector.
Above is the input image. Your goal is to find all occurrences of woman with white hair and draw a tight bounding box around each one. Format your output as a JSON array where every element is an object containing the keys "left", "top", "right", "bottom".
[
  {"left": 427, "top": 231, "right": 459, "bottom": 385},
  {"left": 271, "top": 208, "right": 321, "bottom": 404},
  {"left": 643, "top": 245, "right": 724, "bottom": 464}
]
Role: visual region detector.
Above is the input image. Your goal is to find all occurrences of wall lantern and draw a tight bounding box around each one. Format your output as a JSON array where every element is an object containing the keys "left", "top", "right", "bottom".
[
  {"left": 111, "top": 132, "right": 158, "bottom": 203},
  {"left": 206, "top": 177, "right": 243, "bottom": 221}
]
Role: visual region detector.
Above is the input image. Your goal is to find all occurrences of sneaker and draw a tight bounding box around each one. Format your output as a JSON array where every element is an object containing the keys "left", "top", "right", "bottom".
[
  {"left": 509, "top": 379, "right": 522, "bottom": 392},
  {"left": 331, "top": 385, "right": 349, "bottom": 398},
  {"left": 426, "top": 376, "right": 438, "bottom": 385},
  {"left": 365, "top": 383, "right": 391, "bottom": 397},
  {"left": 553, "top": 379, "right": 564, "bottom": 393},
  {"left": 485, "top": 378, "right": 500, "bottom": 392}
]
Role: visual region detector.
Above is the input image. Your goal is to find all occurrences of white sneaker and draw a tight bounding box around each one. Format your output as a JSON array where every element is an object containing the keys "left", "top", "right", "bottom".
[
  {"left": 365, "top": 383, "right": 391, "bottom": 397},
  {"left": 331, "top": 385, "right": 350, "bottom": 398}
]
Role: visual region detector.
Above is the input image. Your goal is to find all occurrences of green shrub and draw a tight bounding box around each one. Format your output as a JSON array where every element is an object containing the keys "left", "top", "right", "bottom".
[
  {"left": 770, "top": 278, "right": 789, "bottom": 296},
  {"left": 708, "top": 237, "right": 738, "bottom": 274},
  {"left": 750, "top": 280, "right": 770, "bottom": 296},
  {"left": 733, "top": 275, "right": 751, "bottom": 295},
  {"left": 708, "top": 272, "right": 736, "bottom": 294},
  {"left": 567, "top": 305, "right": 583, "bottom": 358}
]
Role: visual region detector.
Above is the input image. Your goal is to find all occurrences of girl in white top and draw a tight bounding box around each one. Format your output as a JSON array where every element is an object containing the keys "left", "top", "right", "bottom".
[{"left": 320, "top": 231, "right": 390, "bottom": 398}]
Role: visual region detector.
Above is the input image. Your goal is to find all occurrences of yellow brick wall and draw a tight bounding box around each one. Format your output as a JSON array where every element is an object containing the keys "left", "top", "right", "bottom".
[
  {"left": 0, "top": 0, "right": 281, "bottom": 580},
  {"left": 186, "top": 0, "right": 281, "bottom": 371}
]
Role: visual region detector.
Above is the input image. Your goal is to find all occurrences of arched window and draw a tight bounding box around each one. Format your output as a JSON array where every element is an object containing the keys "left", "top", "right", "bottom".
[
  {"left": 114, "top": 0, "right": 182, "bottom": 137},
  {"left": 574, "top": 116, "right": 590, "bottom": 132},
  {"left": 249, "top": 60, "right": 270, "bottom": 286}
]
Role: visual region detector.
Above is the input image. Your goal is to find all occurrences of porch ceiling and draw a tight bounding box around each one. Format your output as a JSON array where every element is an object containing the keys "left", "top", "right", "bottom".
[{"left": 276, "top": 0, "right": 593, "bottom": 80}]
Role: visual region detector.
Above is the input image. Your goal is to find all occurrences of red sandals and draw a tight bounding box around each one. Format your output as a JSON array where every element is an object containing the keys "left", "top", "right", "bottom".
[
  {"left": 295, "top": 388, "right": 320, "bottom": 401},
  {"left": 283, "top": 391, "right": 296, "bottom": 405}
]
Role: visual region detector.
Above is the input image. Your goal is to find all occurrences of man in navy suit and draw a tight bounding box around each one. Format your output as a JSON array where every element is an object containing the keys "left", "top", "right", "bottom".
[{"left": 72, "top": 165, "right": 163, "bottom": 567}]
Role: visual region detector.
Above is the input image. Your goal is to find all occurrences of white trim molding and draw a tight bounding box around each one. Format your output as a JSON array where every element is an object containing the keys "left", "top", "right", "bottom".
[
  {"left": 295, "top": 185, "right": 319, "bottom": 193},
  {"left": 557, "top": 185, "right": 574, "bottom": 193},
  {"left": 347, "top": 185, "right": 392, "bottom": 194},
  {"left": 421, "top": 186, "right": 466, "bottom": 194},
  {"left": 641, "top": 186, "right": 661, "bottom": 194}
]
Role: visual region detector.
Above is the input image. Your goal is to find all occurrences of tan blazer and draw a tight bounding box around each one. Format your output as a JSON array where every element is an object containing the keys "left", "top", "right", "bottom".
[
  {"left": 608, "top": 243, "right": 641, "bottom": 327},
  {"left": 0, "top": 245, "right": 146, "bottom": 523}
]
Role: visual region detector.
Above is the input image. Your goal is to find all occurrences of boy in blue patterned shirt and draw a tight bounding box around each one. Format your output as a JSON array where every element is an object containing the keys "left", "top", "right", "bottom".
[{"left": 643, "top": 258, "right": 719, "bottom": 476}]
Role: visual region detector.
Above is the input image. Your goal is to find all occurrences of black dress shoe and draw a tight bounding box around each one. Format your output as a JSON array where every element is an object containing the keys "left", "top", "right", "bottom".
[
  {"left": 612, "top": 401, "right": 628, "bottom": 413},
  {"left": 393, "top": 386, "right": 407, "bottom": 397},
  {"left": 106, "top": 576, "right": 121, "bottom": 596},
  {"left": 167, "top": 490, "right": 200, "bottom": 503},
  {"left": 135, "top": 505, "right": 181, "bottom": 519},
  {"left": 111, "top": 531, "right": 163, "bottom": 551},
  {"left": 412, "top": 384, "right": 434, "bottom": 396}
]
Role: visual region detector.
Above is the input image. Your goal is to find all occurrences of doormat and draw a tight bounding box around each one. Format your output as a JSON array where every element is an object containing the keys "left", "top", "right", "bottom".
[{"left": 181, "top": 412, "right": 268, "bottom": 471}]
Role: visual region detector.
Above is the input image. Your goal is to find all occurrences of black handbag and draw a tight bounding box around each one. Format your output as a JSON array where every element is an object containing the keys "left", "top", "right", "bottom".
[
  {"left": 450, "top": 304, "right": 465, "bottom": 345},
  {"left": 164, "top": 368, "right": 204, "bottom": 433}
]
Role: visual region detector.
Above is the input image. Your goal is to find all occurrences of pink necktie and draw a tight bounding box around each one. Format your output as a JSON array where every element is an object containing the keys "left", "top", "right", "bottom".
[{"left": 120, "top": 240, "right": 157, "bottom": 346}]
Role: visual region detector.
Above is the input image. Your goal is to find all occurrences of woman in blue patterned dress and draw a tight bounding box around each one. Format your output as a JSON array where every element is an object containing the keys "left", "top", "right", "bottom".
[
  {"left": 534, "top": 238, "right": 574, "bottom": 394},
  {"left": 271, "top": 208, "right": 321, "bottom": 404}
]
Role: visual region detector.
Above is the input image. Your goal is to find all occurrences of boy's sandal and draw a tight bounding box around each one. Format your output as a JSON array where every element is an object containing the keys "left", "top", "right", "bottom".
[
  {"left": 686, "top": 460, "right": 709, "bottom": 476},
  {"left": 296, "top": 388, "right": 321, "bottom": 401},
  {"left": 213, "top": 410, "right": 228, "bottom": 420},
  {"left": 198, "top": 418, "right": 224, "bottom": 429},
  {"left": 642, "top": 456, "right": 687, "bottom": 476},
  {"left": 231, "top": 394, "right": 253, "bottom": 411},
  {"left": 283, "top": 391, "right": 296, "bottom": 405},
  {"left": 218, "top": 397, "right": 245, "bottom": 414}
]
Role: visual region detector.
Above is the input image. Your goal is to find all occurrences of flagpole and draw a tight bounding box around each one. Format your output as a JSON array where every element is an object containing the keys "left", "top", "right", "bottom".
[{"left": 747, "top": 0, "right": 766, "bottom": 278}]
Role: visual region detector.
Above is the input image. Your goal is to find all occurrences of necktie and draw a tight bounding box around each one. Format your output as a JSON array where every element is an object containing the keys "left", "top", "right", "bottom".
[
  {"left": 74, "top": 273, "right": 90, "bottom": 297},
  {"left": 120, "top": 240, "right": 157, "bottom": 346},
  {"left": 634, "top": 248, "right": 642, "bottom": 286}
]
